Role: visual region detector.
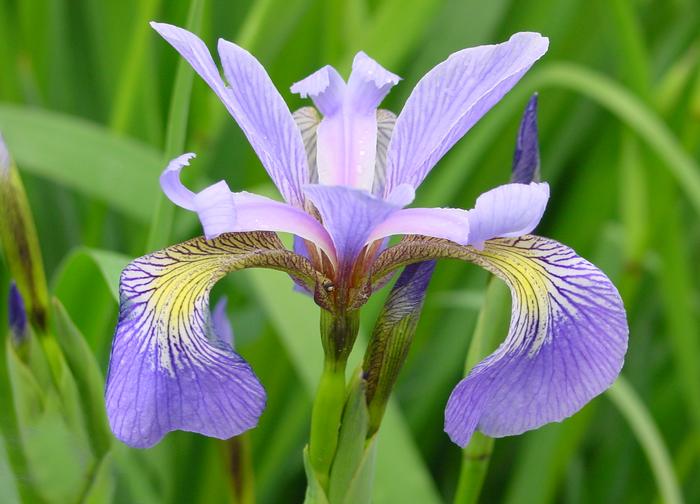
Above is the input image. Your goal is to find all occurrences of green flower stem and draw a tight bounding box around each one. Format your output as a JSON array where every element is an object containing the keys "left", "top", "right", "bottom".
[
  {"left": 453, "top": 278, "right": 510, "bottom": 504},
  {"left": 453, "top": 432, "right": 494, "bottom": 504},
  {"left": 227, "top": 433, "right": 255, "bottom": 504},
  {"left": 308, "top": 309, "right": 360, "bottom": 490}
]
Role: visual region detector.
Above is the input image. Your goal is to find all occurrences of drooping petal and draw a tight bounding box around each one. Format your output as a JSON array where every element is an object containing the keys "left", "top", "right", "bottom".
[
  {"left": 511, "top": 94, "right": 540, "bottom": 184},
  {"left": 105, "top": 232, "right": 321, "bottom": 448},
  {"left": 303, "top": 185, "right": 402, "bottom": 265},
  {"left": 443, "top": 236, "right": 627, "bottom": 446},
  {"left": 368, "top": 207, "right": 470, "bottom": 245},
  {"left": 384, "top": 32, "right": 549, "bottom": 196},
  {"left": 291, "top": 53, "right": 399, "bottom": 191},
  {"left": 211, "top": 297, "right": 234, "bottom": 347},
  {"left": 466, "top": 182, "right": 549, "bottom": 248},
  {"left": 151, "top": 23, "right": 308, "bottom": 206}
]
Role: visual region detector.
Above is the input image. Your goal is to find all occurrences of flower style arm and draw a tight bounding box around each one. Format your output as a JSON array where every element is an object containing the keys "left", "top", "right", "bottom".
[{"left": 105, "top": 231, "right": 328, "bottom": 448}]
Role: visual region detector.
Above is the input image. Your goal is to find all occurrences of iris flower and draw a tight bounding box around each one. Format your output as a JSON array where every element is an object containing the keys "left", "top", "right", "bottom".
[{"left": 105, "top": 23, "right": 628, "bottom": 448}]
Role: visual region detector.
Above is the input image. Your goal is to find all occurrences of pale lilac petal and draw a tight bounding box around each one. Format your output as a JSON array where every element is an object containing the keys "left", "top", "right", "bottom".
[
  {"left": 346, "top": 51, "right": 401, "bottom": 114},
  {"left": 106, "top": 246, "right": 267, "bottom": 448},
  {"left": 444, "top": 236, "right": 627, "bottom": 446},
  {"left": 384, "top": 32, "right": 549, "bottom": 195},
  {"left": 303, "top": 185, "right": 401, "bottom": 264},
  {"left": 290, "top": 65, "right": 346, "bottom": 115},
  {"left": 151, "top": 23, "right": 308, "bottom": 206},
  {"left": 466, "top": 182, "right": 549, "bottom": 248},
  {"left": 511, "top": 94, "right": 540, "bottom": 184},
  {"left": 368, "top": 207, "right": 470, "bottom": 245},
  {"left": 212, "top": 297, "right": 234, "bottom": 347},
  {"left": 292, "top": 54, "right": 399, "bottom": 192}
]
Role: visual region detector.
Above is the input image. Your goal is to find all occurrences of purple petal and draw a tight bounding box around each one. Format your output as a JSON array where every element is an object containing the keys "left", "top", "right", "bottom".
[
  {"left": 8, "top": 281, "right": 27, "bottom": 342},
  {"left": 303, "top": 185, "right": 402, "bottom": 265},
  {"left": 444, "top": 236, "right": 628, "bottom": 447},
  {"left": 106, "top": 246, "right": 267, "bottom": 448},
  {"left": 368, "top": 207, "right": 470, "bottom": 245},
  {"left": 384, "top": 32, "right": 548, "bottom": 196},
  {"left": 511, "top": 94, "right": 540, "bottom": 184},
  {"left": 466, "top": 182, "right": 549, "bottom": 249},
  {"left": 151, "top": 23, "right": 308, "bottom": 206},
  {"left": 212, "top": 297, "right": 234, "bottom": 348}
]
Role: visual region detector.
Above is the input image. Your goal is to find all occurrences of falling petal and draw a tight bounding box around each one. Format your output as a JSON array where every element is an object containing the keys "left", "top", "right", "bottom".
[
  {"left": 105, "top": 232, "right": 320, "bottom": 448},
  {"left": 441, "top": 236, "right": 628, "bottom": 446}
]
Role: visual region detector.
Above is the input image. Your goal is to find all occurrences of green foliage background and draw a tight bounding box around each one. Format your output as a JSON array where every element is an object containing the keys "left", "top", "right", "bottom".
[{"left": 0, "top": 0, "right": 699, "bottom": 502}]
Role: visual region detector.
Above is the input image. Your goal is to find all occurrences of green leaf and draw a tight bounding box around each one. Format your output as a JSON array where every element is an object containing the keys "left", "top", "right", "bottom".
[
  {"left": 0, "top": 433, "right": 21, "bottom": 504},
  {"left": 606, "top": 378, "right": 684, "bottom": 504},
  {"left": 328, "top": 373, "right": 370, "bottom": 503},
  {"left": 50, "top": 298, "right": 112, "bottom": 456},
  {"left": 82, "top": 453, "right": 115, "bottom": 504},
  {"left": 341, "top": 438, "right": 377, "bottom": 504},
  {"left": 5, "top": 339, "right": 93, "bottom": 504},
  {"left": 0, "top": 105, "right": 162, "bottom": 222},
  {"left": 303, "top": 446, "right": 330, "bottom": 504},
  {"left": 146, "top": 0, "right": 204, "bottom": 251}
]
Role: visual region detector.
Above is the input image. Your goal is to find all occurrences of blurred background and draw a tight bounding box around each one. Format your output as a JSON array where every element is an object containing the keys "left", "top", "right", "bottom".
[{"left": 0, "top": 0, "right": 699, "bottom": 502}]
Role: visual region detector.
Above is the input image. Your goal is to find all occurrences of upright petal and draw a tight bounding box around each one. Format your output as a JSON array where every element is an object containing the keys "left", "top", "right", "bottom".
[
  {"left": 443, "top": 236, "right": 628, "bottom": 446},
  {"left": 151, "top": 23, "right": 308, "bottom": 206},
  {"left": 346, "top": 52, "right": 401, "bottom": 114},
  {"left": 290, "top": 65, "right": 346, "bottom": 116},
  {"left": 511, "top": 94, "right": 540, "bottom": 184},
  {"left": 105, "top": 232, "right": 321, "bottom": 447},
  {"left": 303, "top": 185, "right": 402, "bottom": 265},
  {"left": 384, "top": 32, "right": 548, "bottom": 195},
  {"left": 466, "top": 182, "right": 550, "bottom": 249},
  {"left": 291, "top": 54, "right": 399, "bottom": 191}
]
